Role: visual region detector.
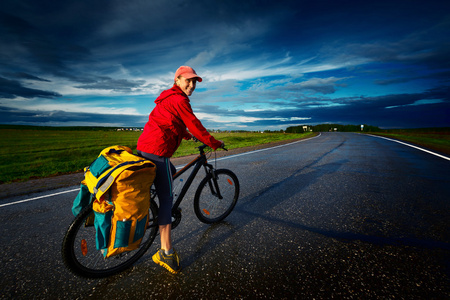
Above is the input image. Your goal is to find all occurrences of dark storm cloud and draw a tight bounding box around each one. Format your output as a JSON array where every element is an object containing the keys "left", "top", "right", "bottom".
[
  {"left": 3, "top": 72, "right": 50, "bottom": 82},
  {"left": 375, "top": 70, "right": 450, "bottom": 86},
  {"left": 284, "top": 77, "right": 348, "bottom": 95},
  {"left": 306, "top": 86, "right": 450, "bottom": 128},
  {"left": 0, "top": 106, "right": 147, "bottom": 127},
  {"left": 0, "top": 10, "right": 93, "bottom": 81},
  {"left": 0, "top": 77, "right": 61, "bottom": 99},
  {"left": 75, "top": 77, "right": 146, "bottom": 92}
]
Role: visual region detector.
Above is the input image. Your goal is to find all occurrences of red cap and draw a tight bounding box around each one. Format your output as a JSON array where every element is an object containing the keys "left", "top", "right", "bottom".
[{"left": 174, "top": 66, "right": 202, "bottom": 82}]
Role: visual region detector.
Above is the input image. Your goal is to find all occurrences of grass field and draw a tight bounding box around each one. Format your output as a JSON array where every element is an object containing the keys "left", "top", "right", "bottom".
[
  {"left": 0, "top": 128, "right": 314, "bottom": 183},
  {"left": 367, "top": 130, "right": 450, "bottom": 157}
]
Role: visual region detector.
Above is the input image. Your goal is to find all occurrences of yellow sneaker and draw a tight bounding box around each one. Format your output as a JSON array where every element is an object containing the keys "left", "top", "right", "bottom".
[{"left": 152, "top": 249, "right": 181, "bottom": 274}]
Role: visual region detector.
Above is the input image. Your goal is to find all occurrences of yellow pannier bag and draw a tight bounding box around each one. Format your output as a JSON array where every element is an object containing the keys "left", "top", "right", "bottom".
[{"left": 84, "top": 145, "right": 156, "bottom": 258}]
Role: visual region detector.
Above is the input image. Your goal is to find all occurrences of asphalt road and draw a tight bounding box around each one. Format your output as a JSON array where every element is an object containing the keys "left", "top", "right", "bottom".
[{"left": 1, "top": 132, "right": 449, "bottom": 299}]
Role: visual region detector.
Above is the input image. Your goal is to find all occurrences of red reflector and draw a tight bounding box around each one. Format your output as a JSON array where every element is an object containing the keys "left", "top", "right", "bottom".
[{"left": 81, "top": 239, "right": 88, "bottom": 256}]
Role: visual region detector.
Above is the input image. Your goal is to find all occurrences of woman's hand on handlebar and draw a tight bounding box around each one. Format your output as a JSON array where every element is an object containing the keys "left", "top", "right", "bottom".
[
  {"left": 219, "top": 140, "right": 227, "bottom": 151},
  {"left": 191, "top": 136, "right": 226, "bottom": 150}
]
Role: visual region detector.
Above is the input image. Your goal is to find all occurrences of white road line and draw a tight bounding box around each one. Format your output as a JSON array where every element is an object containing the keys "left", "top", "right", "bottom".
[
  {"left": 1, "top": 134, "right": 322, "bottom": 208},
  {"left": 210, "top": 132, "right": 321, "bottom": 162},
  {"left": 0, "top": 188, "right": 80, "bottom": 208},
  {"left": 368, "top": 134, "right": 450, "bottom": 161}
]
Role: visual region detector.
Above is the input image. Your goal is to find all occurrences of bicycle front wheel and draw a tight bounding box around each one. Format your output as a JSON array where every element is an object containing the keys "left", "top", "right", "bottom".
[
  {"left": 61, "top": 201, "right": 158, "bottom": 278},
  {"left": 194, "top": 169, "right": 240, "bottom": 224}
]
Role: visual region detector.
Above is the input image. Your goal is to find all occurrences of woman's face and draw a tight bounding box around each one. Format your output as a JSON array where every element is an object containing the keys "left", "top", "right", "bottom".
[{"left": 176, "top": 76, "right": 197, "bottom": 96}]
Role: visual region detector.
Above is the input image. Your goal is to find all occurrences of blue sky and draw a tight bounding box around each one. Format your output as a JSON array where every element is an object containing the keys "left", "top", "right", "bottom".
[{"left": 1, "top": 0, "right": 449, "bottom": 130}]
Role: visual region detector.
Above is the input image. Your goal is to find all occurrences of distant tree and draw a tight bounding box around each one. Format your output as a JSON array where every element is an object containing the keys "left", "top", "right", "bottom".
[{"left": 285, "top": 125, "right": 304, "bottom": 133}]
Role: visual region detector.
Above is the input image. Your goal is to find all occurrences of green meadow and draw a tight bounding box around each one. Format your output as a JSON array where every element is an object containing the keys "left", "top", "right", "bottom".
[{"left": 0, "top": 127, "right": 314, "bottom": 183}]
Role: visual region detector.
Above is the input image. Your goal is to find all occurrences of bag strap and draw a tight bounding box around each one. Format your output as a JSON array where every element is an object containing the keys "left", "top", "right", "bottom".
[
  {"left": 93, "top": 159, "right": 149, "bottom": 196},
  {"left": 107, "top": 149, "right": 125, "bottom": 155}
]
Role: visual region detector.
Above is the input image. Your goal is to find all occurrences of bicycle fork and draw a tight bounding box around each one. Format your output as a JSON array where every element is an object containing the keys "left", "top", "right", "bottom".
[{"left": 207, "top": 168, "right": 223, "bottom": 200}]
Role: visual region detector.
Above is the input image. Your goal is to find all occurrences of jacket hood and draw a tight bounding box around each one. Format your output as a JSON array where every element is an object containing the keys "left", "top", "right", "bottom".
[{"left": 155, "top": 85, "right": 186, "bottom": 104}]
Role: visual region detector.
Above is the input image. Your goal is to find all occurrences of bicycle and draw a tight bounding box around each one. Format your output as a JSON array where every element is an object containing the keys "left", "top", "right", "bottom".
[{"left": 61, "top": 143, "right": 240, "bottom": 278}]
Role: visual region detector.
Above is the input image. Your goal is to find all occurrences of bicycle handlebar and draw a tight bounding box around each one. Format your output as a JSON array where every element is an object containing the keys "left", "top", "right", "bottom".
[{"left": 195, "top": 140, "right": 227, "bottom": 152}]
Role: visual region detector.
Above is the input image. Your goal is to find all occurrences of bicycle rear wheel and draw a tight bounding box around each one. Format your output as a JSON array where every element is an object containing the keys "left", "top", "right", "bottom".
[
  {"left": 61, "top": 201, "right": 158, "bottom": 278},
  {"left": 194, "top": 169, "right": 240, "bottom": 224}
]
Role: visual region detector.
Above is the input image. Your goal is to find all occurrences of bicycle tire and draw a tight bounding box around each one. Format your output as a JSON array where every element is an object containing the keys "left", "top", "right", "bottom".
[
  {"left": 194, "top": 169, "right": 240, "bottom": 224},
  {"left": 61, "top": 201, "right": 158, "bottom": 278}
]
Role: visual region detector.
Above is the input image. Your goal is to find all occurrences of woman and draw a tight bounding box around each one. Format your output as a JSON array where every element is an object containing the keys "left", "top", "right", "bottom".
[{"left": 137, "top": 66, "right": 223, "bottom": 274}]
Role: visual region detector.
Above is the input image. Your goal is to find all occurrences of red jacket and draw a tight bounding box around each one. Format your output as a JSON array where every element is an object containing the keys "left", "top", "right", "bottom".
[{"left": 137, "top": 85, "right": 222, "bottom": 157}]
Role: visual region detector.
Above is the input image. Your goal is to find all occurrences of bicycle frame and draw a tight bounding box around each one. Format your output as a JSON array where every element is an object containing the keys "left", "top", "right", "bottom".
[{"left": 171, "top": 144, "right": 220, "bottom": 211}]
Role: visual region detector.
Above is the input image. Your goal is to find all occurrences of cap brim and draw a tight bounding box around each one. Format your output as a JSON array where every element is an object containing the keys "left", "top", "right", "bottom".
[{"left": 184, "top": 74, "right": 202, "bottom": 82}]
